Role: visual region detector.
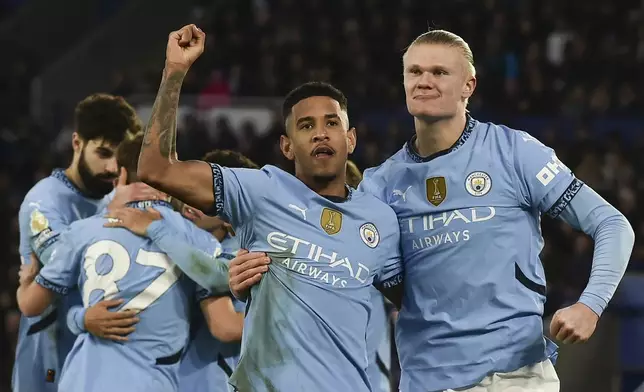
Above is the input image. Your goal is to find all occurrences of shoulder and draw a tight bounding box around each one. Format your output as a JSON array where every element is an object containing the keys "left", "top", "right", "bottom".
[
  {"left": 158, "top": 206, "right": 217, "bottom": 246},
  {"left": 469, "top": 119, "right": 529, "bottom": 148},
  {"left": 21, "top": 177, "right": 68, "bottom": 211},
  {"left": 351, "top": 191, "right": 398, "bottom": 225},
  {"left": 70, "top": 216, "right": 103, "bottom": 233},
  {"left": 473, "top": 119, "right": 548, "bottom": 151},
  {"left": 363, "top": 147, "right": 408, "bottom": 184}
]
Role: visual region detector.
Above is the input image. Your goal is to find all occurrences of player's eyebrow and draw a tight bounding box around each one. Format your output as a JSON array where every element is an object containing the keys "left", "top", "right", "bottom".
[
  {"left": 95, "top": 146, "right": 114, "bottom": 155},
  {"left": 296, "top": 114, "right": 340, "bottom": 125},
  {"left": 406, "top": 64, "right": 450, "bottom": 73}
]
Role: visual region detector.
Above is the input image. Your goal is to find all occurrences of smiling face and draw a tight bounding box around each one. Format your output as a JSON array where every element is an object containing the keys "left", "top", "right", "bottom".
[
  {"left": 280, "top": 95, "right": 356, "bottom": 183},
  {"left": 403, "top": 42, "right": 477, "bottom": 121}
]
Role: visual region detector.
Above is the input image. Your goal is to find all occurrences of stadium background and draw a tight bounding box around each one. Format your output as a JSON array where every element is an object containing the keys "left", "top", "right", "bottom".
[{"left": 1, "top": 0, "right": 643, "bottom": 391}]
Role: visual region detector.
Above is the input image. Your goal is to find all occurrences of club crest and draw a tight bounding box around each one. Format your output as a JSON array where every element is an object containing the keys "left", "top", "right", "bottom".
[
  {"left": 359, "top": 223, "right": 380, "bottom": 248},
  {"left": 465, "top": 171, "right": 492, "bottom": 197},
  {"left": 320, "top": 207, "right": 343, "bottom": 235},
  {"left": 426, "top": 177, "right": 447, "bottom": 206}
]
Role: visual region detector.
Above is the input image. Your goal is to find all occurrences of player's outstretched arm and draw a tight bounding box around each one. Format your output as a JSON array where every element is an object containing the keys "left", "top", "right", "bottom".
[
  {"left": 16, "top": 254, "right": 55, "bottom": 317},
  {"left": 104, "top": 207, "right": 261, "bottom": 293},
  {"left": 137, "top": 24, "right": 214, "bottom": 212},
  {"left": 200, "top": 296, "right": 244, "bottom": 342}
]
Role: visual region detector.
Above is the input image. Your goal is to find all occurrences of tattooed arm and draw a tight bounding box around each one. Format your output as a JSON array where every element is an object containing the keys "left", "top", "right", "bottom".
[{"left": 137, "top": 25, "right": 215, "bottom": 212}]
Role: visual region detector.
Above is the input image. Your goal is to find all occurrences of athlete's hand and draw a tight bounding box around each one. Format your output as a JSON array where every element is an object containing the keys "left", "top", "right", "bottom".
[
  {"left": 18, "top": 254, "right": 40, "bottom": 286},
  {"left": 166, "top": 24, "right": 206, "bottom": 72},
  {"left": 182, "top": 205, "right": 235, "bottom": 236},
  {"left": 107, "top": 168, "right": 165, "bottom": 211},
  {"left": 228, "top": 249, "right": 270, "bottom": 300},
  {"left": 549, "top": 302, "right": 599, "bottom": 344},
  {"left": 104, "top": 207, "right": 162, "bottom": 236},
  {"left": 85, "top": 299, "right": 139, "bottom": 342}
]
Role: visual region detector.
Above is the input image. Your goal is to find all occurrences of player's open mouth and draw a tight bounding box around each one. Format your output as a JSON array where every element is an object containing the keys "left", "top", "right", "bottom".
[{"left": 311, "top": 145, "right": 335, "bottom": 159}]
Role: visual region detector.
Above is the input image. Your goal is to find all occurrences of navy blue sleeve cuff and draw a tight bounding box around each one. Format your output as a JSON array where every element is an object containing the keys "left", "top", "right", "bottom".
[
  {"left": 35, "top": 274, "right": 70, "bottom": 295},
  {"left": 208, "top": 163, "right": 225, "bottom": 216},
  {"left": 546, "top": 178, "right": 584, "bottom": 218}
]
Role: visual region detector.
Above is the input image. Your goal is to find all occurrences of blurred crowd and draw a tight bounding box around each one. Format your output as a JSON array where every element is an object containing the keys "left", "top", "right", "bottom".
[{"left": 1, "top": 0, "right": 644, "bottom": 389}]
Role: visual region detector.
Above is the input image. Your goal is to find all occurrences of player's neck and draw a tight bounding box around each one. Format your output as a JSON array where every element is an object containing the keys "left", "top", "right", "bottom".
[
  {"left": 298, "top": 173, "right": 348, "bottom": 199},
  {"left": 414, "top": 113, "right": 467, "bottom": 157},
  {"left": 64, "top": 165, "right": 89, "bottom": 194}
]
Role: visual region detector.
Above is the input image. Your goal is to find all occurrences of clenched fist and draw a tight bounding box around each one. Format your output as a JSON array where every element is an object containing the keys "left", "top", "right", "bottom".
[
  {"left": 166, "top": 24, "right": 206, "bottom": 72},
  {"left": 549, "top": 302, "right": 599, "bottom": 344}
]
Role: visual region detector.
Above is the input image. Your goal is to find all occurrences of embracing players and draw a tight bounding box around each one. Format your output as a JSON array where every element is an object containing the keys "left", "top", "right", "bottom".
[
  {"left": 13, "top": 93, "right": 153, "bottom": 392},
  {"left": 17, "top": 134, "right": 236, "bottom": 391}
]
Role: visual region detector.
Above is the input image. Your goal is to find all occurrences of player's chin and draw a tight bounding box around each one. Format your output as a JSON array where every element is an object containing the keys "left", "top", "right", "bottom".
[{"left": 408, "top": 103, "right": 448, "bottom": 119}]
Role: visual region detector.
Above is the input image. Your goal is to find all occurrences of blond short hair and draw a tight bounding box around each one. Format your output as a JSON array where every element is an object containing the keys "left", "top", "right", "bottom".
[{"left": 405, "top": 30, "right": 476, "bottom": 78}]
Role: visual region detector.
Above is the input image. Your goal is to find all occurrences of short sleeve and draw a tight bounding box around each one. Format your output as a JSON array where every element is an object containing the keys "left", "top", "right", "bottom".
[
  {"left": 209, "top": 164, "right": 271, "bottom": 228},
  {"left": 19, "top": 198, "right": 69, "bottom": 264},
  {"left": 35, "top": 229, "right": 82, "bottom": 295},
  {"left": 513, "top": 131, "right": 583, "bottom": 217},
  {"left": 373, "top": 224, "right": 404, "bottom": 289}
]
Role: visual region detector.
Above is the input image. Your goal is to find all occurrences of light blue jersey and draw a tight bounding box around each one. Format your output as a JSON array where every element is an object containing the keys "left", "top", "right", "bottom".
[
  {"left": 14, "top": 169, "right": 105, "bottom": 392},
  {"left": 209, "top": 164, "right": 404, "bottom": 392},
  {"left": 360, "top": 116, "right": 572, "bottom": 391},
  {"left": 179, "top": 236, "right": 244, "bottom": 392},
  {"left": 35, "top": 200, "right": 220, "bottom": 392}
]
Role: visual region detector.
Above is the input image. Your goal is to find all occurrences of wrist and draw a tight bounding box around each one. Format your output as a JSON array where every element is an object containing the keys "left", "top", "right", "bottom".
[{"left": 163, "top": 63, "right": 189, "bottom": 78}]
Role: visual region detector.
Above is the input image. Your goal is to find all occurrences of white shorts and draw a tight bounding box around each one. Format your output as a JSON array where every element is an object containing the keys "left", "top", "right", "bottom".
[{"left": 446, "top": 359, "right": 560, "bottom": 392}]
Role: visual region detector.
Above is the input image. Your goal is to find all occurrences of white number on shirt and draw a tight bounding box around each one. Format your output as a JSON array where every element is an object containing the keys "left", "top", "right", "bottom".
[{"left": 82, "top": 240, "right": 181, "bottom": 312}]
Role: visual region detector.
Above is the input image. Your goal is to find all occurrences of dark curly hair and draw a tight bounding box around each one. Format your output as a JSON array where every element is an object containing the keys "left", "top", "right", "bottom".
[
  {"left": 74, "top": 93, "right": 141, "bottom": 145},
  {"left": 281, "top": 82, "right": 348, "bottom": 127}
]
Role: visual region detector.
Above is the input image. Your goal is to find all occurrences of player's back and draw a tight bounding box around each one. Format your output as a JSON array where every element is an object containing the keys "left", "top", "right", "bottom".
[
  {"left": 56, "top": 203, "right": 202, "bottom": 392},
  {"left": 14, "top": 169, "right": 104, "bottom": 392}
]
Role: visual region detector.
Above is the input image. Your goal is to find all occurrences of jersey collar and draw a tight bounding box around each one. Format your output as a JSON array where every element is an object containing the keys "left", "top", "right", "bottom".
[
  {"left": 321, "top": 185, "right": 353, "bottom": 203},
  {"left": 404, "top": 114, "right": 476, "bottom": 163},
  {"left": 51, "top": 168, "right": 91, "bottom": 197}
]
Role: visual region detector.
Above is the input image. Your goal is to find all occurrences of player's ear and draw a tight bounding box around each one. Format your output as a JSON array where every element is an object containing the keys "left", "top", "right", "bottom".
[
  {"left": 347, "top": 127, "right": 357, "bottom": 154},
  {"left": 71, "top": 132, "right": 83, "bottom": 154},
  {"left": 462, "top": 75, "right": 477, "bottom": 100},
  {"left": 279, "top": 134, "right": 295, "bottom": 161}
]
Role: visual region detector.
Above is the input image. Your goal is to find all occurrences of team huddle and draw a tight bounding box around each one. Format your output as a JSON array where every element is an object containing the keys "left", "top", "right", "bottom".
[{"left": 13, "top": 24, "right": 634, "bottom": 392}]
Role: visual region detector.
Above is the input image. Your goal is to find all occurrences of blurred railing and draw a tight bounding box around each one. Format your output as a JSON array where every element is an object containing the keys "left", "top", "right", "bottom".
[{"left": 124, "top": 94, "right": 644, "bottom": 140}]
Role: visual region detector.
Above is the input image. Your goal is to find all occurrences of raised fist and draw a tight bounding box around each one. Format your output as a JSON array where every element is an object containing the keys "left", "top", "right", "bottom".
[{"left": 166, "top": 24, "right": 206, "bottom": 72}]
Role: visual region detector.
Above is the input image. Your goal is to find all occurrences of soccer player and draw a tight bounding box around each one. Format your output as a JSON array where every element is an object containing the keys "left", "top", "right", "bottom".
[
  {"left": 16, "top": 134, "right": 233, "bottom": 392},
  {"left": 13, "top": 93, "right": 154, "bottom": 392},
  {"left": 229, "top": 30, "right": 635, "bottom": 392},
  {"left": 136, "top": 24, "right": 404, "bottom": 392},
  {"left": 357, "top": 30, "right": 634, "bottom": 391}
]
